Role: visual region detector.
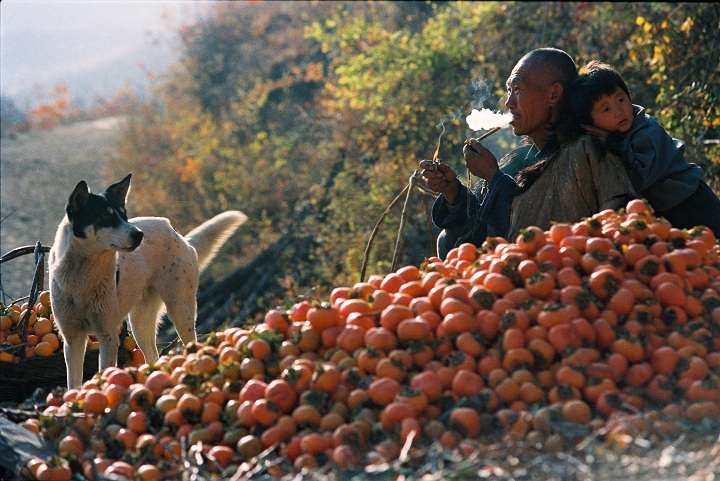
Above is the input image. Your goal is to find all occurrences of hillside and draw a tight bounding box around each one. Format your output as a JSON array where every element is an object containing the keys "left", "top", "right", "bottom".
[{"left": 0, "top": 117, "right": 124, "bottom": 300}]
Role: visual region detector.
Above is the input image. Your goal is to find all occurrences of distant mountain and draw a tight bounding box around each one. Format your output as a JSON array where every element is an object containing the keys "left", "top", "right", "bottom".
[{"left": 0, "top": 1, "right": 204, "bottom": 109}]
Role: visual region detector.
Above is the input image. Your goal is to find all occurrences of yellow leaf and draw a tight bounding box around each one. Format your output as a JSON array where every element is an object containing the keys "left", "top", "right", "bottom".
[
  {"left": 636, "top": 16, "right": 645, "bottom": 26},
  {"left": 643, "top": 22, "right": 652, "bottom": 32},
  {"left": 680, "top": 17, "right": 694, "bottom": 32}
]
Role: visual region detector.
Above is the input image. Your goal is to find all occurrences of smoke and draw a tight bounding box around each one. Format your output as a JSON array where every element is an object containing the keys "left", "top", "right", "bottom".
[
  {"left": 468, "top": 79, "right": 495, "bottom": 110},
  {"left": 466, "top": 108, "right": 513, "bottom": 131},
  {"left": 430, "top": 78, "right": 510, "bottom": 157},
  {"left": 465, "top": 78, "right": 512, "bottom": 131},
  {"left": 432, "top": 116, "right": 449, "bottom": 160}
]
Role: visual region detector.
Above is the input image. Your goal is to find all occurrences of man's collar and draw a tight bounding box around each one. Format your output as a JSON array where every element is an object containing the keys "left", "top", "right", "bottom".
[{"left": 526, "top": 135, "right": 559, "bottom": 162}]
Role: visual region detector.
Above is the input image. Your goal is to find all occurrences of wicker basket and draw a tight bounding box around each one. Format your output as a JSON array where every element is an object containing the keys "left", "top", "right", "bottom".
[
  {"left": 0, "top": 349, "right": 130, "bottom": 403},
  {"left": 1, "top": 243, "right": 126, "bottom": 403}
]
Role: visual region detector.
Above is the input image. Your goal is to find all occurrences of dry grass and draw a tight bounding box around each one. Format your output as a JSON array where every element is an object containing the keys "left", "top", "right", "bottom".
[
  {"left": 0, "top": 118, "right": 124, "bottom": 300},
  {"left": 233, "top": 432, "right": 719, "bottom": 481}
]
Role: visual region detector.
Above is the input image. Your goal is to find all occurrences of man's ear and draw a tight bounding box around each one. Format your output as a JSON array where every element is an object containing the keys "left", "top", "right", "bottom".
[
  {"left": 548, "top": 82, "right": 563, "bottom": 107},
  {"left": 106, "top": 174, "right": 132, "bottom": 207}
]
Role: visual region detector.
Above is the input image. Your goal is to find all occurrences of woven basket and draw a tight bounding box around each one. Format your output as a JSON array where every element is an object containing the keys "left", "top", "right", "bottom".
[
  {"left": 0, "top": 349, "right": 129, "bottom": 403},
  {"left": 1, "top": 244, "right": 137, "bottom": 403}
]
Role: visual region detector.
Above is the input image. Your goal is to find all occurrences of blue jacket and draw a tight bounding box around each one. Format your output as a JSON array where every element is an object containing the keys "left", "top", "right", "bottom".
[
  {"left": 431, "top": 144, "right": 532, "bottom": 254},
  {"left": 606, "top": 105, "right": 701, "bottom": 212}
]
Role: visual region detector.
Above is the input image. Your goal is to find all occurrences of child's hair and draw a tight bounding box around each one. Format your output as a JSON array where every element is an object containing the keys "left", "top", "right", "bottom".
[{"left": 557, "top": 60, "right": 631, "bottom": 141}]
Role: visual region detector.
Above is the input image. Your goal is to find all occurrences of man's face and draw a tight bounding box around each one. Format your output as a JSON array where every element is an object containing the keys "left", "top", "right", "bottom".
[
  {"left": 590, "top": 86, "right": 634, "bottom": 134},
  {"left": 504, "top": 59, "right": 559, "bottom": 143}
]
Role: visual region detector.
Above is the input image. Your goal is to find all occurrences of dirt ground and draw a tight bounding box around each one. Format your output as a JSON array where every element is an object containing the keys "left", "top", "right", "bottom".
[{"left": 0, "top": 117, "right": 124, "bottom": 301}]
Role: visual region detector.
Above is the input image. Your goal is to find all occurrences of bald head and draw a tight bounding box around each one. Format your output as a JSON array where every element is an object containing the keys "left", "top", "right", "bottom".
[
  {"left": 518, "top": 48, "right": 578, "bottom": 91},
  {"left": 504, "top": 48, "right": 578, "bottom": 147}
]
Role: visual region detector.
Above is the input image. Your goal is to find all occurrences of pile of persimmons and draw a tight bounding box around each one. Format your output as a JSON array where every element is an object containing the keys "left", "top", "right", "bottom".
[{"left": 19, "top": 199, "right": 720, "bottom": 481}]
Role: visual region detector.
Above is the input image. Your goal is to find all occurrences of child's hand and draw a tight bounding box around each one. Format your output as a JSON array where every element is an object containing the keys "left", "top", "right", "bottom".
[{"left": 581, "top": 124, "right": 610, "bottom": 139}]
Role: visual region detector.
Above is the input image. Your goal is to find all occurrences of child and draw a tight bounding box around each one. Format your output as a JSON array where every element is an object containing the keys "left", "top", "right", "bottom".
[{"left": 560, "top": 60, "right": 720, "bottom": 237}]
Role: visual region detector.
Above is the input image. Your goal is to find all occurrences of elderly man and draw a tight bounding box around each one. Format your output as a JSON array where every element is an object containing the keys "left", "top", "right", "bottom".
[{"left": 423, "top": 48, "right": 635, "bottom": 258}]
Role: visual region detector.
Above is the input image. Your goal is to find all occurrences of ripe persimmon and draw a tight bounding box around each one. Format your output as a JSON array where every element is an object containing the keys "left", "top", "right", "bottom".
[
  {"left": 441, "top": 311, "right": 476, "bottom": 337},
  {"left": 483, "top": 273, "right": 515, "bottom": 296},
  {"left": 307, "top": 305, "right": 340, "bottom": 332},
  {"left": 611, "top": 337, "right": 645, "bottom": 363},
  {"left": 409, "top": 370, "right": 442, "bottom": 402},
  {"left": 451, "top": 369, "right": 484, "bottom": 398},
  {"left": 34, "top": 341, "right": 55, "bottom": 357},
  {"left": 655, "top": 281, "right": 687, "bottom": 307},
  {"left": 525, "top": 272, "right": 555, "bottom": 299},
  {"left": 502, "top": 348, "right": 534, "bottom": 372},
  {"left": 378, "top": 305, "right": 413, "bottom": 332},
  {"left": 561, "top": 399, "right": 592, "bottom": 425},
  {"left": 650, "top": 346, "right": 679, "bottom": 375},
  {"left": 449, "top": 407, "right": 482, "bottom": 438},
  {"left": 379, "top": 401, "right": 415, "bottom": 430},
  {"left": 251, "top": 398, "right": 282, "bottom": 427},
  {"left": 396, "top": 317, "right": 431, "bottom": 342},
  {"left": 455, "top": 331, "right": 486, "bottom": 358},
  {"left": 264, "top": 379, "right": 298, "bottom": 414}
]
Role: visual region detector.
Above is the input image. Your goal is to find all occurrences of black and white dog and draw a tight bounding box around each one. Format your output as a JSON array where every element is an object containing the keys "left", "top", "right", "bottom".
[{"left": 49, "top": 174, "right": 246, "bottom": 388}]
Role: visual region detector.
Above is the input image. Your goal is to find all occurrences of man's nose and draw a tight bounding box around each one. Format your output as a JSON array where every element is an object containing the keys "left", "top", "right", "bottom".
[{"left": 504, "top": 93, "right": 515, "bottom": 109}]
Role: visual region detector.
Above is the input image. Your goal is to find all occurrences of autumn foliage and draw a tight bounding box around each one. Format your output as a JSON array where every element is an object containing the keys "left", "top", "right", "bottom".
[{"left": 97, "top": 3, "right": 720, "bottom": 323}]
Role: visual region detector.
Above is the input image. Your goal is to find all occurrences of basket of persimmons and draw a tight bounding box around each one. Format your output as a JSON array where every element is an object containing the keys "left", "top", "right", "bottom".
[{"left": 0, "top": 292, "right": 139, "bottom": 403}]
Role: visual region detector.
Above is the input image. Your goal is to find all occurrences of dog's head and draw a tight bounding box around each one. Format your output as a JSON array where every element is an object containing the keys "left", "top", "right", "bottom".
[{"left": 66, "top": 173, "right": 144, "bottom": 251}]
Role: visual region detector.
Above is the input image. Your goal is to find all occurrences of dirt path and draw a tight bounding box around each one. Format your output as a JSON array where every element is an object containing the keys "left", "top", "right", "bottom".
[{"left": 0, "top": 117, "right": 124, "bottom": 301}]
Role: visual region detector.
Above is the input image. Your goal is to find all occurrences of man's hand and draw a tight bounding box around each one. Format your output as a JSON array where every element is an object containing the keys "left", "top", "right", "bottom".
[
  {"left": 420, "top": 160, "right": 460, "bottom": 204},
  {"left": 463, "top": 138, "right": 499, "bottom": 180}
]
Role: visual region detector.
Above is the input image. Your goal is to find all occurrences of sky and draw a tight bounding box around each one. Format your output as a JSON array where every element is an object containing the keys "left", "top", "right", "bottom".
[{"left": 0, "top": 0, "right": 205, "bottom": 108}]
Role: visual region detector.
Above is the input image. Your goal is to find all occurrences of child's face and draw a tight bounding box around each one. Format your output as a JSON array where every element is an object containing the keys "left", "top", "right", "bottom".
[{"left": 590, "top": 87, "right": 634, "bottom": 133}]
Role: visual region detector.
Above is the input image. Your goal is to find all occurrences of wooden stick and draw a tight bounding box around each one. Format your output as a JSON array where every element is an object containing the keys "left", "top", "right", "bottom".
[
  {"left": 391, "top": 172, "right": 418, "bottom": 272},
  {"left": 477, "top": 125, "right": 503, "bottom": 141},
  {"left": 360, "top": 184, "right": 410, "bottom": 282},
  {"left": 464, "top": 126, "right": 503, "bottom": 152},
  {"left": 360, "top": 171, "right": 435, "bottom": 281}
]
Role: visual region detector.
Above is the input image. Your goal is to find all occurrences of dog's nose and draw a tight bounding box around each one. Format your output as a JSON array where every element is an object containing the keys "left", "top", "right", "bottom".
[{"left": 131, "top": 229, "right": 144, "bottom": 247}]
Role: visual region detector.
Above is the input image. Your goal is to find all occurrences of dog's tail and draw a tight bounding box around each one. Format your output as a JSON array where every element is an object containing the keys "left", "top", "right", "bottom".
[{"left": 185, "top": 211, "right": 247, "bottom": 271}]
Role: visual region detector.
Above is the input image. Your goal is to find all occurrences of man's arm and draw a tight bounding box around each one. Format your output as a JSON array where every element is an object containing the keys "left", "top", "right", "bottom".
[{"left": 476, "top": 170, "right": 518, "bottom": 238}]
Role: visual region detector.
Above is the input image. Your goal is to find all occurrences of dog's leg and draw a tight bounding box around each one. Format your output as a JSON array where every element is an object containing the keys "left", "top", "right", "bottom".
[
  {"left": 96, "top": 326, "right": 120, "bottom": 373},
  {"left": 128, "top": 295, "right": 164, "bottom": 365},
  {"left": 63, "top": 332, "right": 88, "bottom": 389},
  {"left": 165, "top": 297, "right": 198, "bottom": 348},
  {"left": 156, "top": 255, "right": 199, "bottom": 350}
]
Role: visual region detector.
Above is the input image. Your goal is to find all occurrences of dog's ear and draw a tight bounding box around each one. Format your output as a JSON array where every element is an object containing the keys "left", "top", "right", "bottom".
[
  {"left": 67, "top": 180, "right": 90, "bottom": 219},
  {"left": 106, "top": 174, "right": 132, "bottom": 207}
]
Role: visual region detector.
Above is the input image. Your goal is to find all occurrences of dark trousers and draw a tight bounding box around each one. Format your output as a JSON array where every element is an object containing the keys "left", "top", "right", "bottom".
[{"left": 656, "top": 180, "right": 720, "bottom": 238}]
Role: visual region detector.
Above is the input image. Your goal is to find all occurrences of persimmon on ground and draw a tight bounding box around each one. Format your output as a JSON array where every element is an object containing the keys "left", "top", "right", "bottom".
[{"left": 17, "top": 199, "right": 720, "bottom": 479}]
